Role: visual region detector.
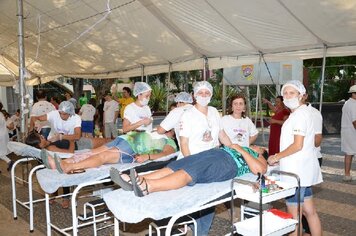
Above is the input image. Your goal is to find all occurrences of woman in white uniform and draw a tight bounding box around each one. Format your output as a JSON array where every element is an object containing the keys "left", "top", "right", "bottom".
[
  {"left": 221, "top": 94, "right": 258, "bottom": 147},
  {"left": 0, "top": 101, "right": 13, "bottom": 172},
  {"left": 267, "top": 80, "right": 322, "bottom": 236},
  {"left": 178, "top": 81, "right": 232, "bottom": 236},
  {"left": 122, "top": 82, "right": 153, "bottom": 133}
]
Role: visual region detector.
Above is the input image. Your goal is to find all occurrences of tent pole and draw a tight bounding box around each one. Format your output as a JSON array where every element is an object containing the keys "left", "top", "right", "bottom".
[
  {"left": 222, "top": 73, "right": 226, "bottom": 115},
  {"left": 203, "top": 57, "right": 208, "bottom": 81},
  {"left": 16, "top": 0, "right": 26, "bottom": 142},
  {"left": 141, "top": 65, "right": 144, "bottom": 82},
  {"left": 319, "top": 46, "right": 327, "bottom": 112},
  {"left": 166, "top": 63, "right": 172, "bottom": 115}
]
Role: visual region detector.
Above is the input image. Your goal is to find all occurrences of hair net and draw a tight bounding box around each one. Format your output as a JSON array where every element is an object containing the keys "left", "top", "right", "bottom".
[
  {"left": 281, "top": 80, "right": 306, "bottom": 96},
  {"left": 174, "top": 92, "right": 193, "bottom": 103},
  {"left": 348, "top": 85, "right": 356, "bottom": 93},
  {"left": 133, "top": 82, "right": 152, "bottom": 97},
  {"left": 58, "top": 101, "right": 75, "bottom": 116},
  {"left": 193, "top": 81, "right": 213, "bottom": 96}
]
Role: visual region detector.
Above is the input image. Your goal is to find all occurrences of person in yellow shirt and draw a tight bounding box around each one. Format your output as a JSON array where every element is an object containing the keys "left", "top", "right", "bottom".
[{"left": 114, "top": 87, "right": 135, "bottom": 120}]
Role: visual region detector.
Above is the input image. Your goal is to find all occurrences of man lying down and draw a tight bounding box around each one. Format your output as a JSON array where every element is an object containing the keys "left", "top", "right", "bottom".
[
  {"left": 25, "top": 130, "right": 177, "bottom": 174},
  {"left": 110, "top": 144, "right": 268, "bottom": 197}
]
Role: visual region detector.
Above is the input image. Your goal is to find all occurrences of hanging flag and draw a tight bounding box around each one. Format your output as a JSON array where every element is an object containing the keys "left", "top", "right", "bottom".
[{"left": 241, "top": 65, "right": 254, "bottom": 81}]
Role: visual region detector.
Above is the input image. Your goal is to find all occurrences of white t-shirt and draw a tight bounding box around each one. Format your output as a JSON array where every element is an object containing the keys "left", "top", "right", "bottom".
[
  {"left": 308, "top": 104, "right": 323, "bottom": 159},
  {"left": 341, "top": 97, "right": 356, "bottom": 154},
  {"left": 179, "top": 106, "right": 222, "bottom": 157},
  {"left": 160, "top": 104, "right": 193, "bottom": 148},
  {"left": 30, "top": 100, "right": 56, "bottom": 128},
  {"left": 103, "top": 100, "right": 119, "bottom": 123},
  {"left": 279, "top": 104, "right": 323, "bottom": 187},
  {"left": 124, "top": 102, "right": 152, "bottom": 132},
  {"left": 10, "top": 114, "right": 20, "bottom": 129},
  {"left": 46, "top": 110, "right": 82, "bottom": 140},
  {"left": 0, "top": 112, "right": 9, "bottom": 155},
  {"left": 221, "top": 115, "right": 258, "bottom": 147},
  {"left": 80, "top": 104, "right": 96, "bottom": 121}
]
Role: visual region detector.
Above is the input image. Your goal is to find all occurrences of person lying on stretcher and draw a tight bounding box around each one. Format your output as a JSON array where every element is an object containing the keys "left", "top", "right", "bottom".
[
  {"left": 110, "top": 144, "right": 268, "bottom": 197},
  {"left": 25, "top": 130, "right": 177, "bottom": 174}
]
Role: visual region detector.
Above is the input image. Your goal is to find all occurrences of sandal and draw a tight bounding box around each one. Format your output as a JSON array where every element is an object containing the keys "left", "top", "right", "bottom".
[
  {"left": 110, "top": 168, "right": 133, "bottom": 191},
  {"left": 130, "top": 169, "right": 149, "bottom": 197},
  {"left": 53, "top": 154, "right": 64, "bottom": 174},
  {"left": 40, "top": 149, "right": 51, "bottom": 169}
]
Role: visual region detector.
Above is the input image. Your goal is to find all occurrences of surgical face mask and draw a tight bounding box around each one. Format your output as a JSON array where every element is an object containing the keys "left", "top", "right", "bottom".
[
  {"left": 195, "top": 96, "right": 211, "bottom": 107},
  {"left": 283, "top": 97, "right": 300, "bottom": 110},
  {"left": 140, "top": 98, "right": 149, "bottom": 106}
]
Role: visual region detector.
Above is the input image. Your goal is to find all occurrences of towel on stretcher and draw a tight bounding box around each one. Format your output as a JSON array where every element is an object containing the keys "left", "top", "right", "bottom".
[{"left": 103, "top": 173, "right": 258, "bottom": 223}]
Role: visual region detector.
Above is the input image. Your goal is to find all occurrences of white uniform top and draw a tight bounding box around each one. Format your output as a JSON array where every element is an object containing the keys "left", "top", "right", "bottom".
[
  {"left": 160, "top": 104, "right": 193, "bottom": 148},
  {"left": 0, "top": 112, "right": 9, "bottom": 156},
  {"left": 103, "top": 100, "right": 119, "bottom": 123},
  {"left": 221, "top": 115, "right": 258, "bottom": 147},
  {"left": 79, "top": 104, "right": 96, "bottom": 121},
  {"left": 280, "top": 104, "right": 323, "bottom": 187},
  {"left": 179, "top": 106, "right": 222, "bottom": 157},
  {"left": 46, "top": 110, "right": 82, "bottom": 140},
  {"left": 308, "top": 104, "right": 323, "bottom": 159},
  {"left": 341, "top": 97, "right": 356, "bottom": 155},
  {"left": 30, "top": 100, "right": 56, "bottom": 128},
  {"left": 124, "top": 102, "right": 152, "bottom": 132}
]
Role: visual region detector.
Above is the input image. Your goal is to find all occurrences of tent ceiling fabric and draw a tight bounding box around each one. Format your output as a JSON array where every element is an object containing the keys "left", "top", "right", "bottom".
[{"left": 0, "top": 0, "right": 356, "bottom": 85}]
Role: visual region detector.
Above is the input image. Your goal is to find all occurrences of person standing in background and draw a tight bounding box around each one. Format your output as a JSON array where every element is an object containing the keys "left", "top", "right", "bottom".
[
  {"left": 79, "top": 98, "right": 96, "bottom": 137},
  {"left": 222, "top": 94, "right": 258, "bottom": 147},
  {"left": 78, "top": 93, "right": 88, "bottom": 108},
  {"left": 113, "top": 87, "right": 134, "bottom": 121},
  {"left": 30, "top": 90, "right": 56, "bottom": 139},
  {"left": 65, "top": 92, "right": 77, "bottom": 109},
  {"left": 341, "top": 84, "right": 356, "bottom": 182},
  {"left": 263, "top": 96, "right": 290, "bottom": 155},
  {"left": 157, "top": 92, "right": 193, "bottom": 158},
  {"left": 122, "top": 82, "right": 153, "bottom": 133},
  {"left": 50, "top": 96, "right": 60, "bottom": 109},
  {"left": 0, "top": 102, "right": 14, "bottom": 172},
  {"left": 103, "top": 91, "right": 119, "bottom": 139}
]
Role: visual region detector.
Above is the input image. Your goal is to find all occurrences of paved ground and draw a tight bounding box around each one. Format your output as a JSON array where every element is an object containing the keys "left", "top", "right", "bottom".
[{"left": 0, "top": 132, "right": 355, "bottom": 235}]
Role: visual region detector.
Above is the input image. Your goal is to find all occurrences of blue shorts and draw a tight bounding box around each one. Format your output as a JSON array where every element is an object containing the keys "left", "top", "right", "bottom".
[
  {"left": 285, "top": 186, "right": 313, "bottom": 205},
  {"left": 167, "top": 148, "right": 237, "bottom": 186},
  {"left": 81, "top": 121, "right": 94, "bottom": 133},
  {"left": 105, "top": 137, "right": 135, "bottom": 163}
]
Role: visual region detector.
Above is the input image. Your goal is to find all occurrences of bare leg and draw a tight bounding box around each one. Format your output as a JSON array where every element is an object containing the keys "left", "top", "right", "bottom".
[
  {"left": 303, "top": 198, "right": 322, "bottom": 236},
  {"left": 286, "top": 204, "right": 302, "bottom": 236},
  {"left": 141, "top": 167, "right": 176, "bottom": 180},
  {"left": 60, "top": 149, "right": 121, "bottom": 173},
  {"left": 139, "top": 169, "right": 192, "bottom": 194},
  {"left": 345, "top": 154, "right": 353, "bottom": 176}
]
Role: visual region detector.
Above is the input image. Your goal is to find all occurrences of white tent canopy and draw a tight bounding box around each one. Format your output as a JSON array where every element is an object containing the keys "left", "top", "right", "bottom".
[{"left": 1, "top": 0, "right": 356, "bottom": 85}]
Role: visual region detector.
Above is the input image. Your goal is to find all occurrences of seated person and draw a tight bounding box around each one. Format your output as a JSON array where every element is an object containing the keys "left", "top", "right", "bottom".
[
  {"left": 27, "top": 130, "right": 177, "bottom": 174},
  {"left": 110, "top": 144, "right": 268, "bottom": 197}
]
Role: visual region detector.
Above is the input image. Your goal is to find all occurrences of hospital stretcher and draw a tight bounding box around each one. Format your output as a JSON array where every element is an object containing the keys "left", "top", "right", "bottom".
[
  {"left": 8, "top": 141, "right": 178, "bottom": 236},
  {"left": 103, "top": 169, "right": 299, "bottom": 236}
]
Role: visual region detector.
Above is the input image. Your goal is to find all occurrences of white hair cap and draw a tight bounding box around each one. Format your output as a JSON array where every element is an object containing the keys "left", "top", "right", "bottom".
[
  {"left": 58, "top": 101, "right": 75, "bottom": 116},
  {"left": 133, "top": 82, "right": 152, "bottom": 97},
  {"left": 193, "top": 81, "right": 213, "bottom": 96},
  {"left": 174, "top": 92, "right": 193, "bottom": 103},
  {"left": 281, "top": 80, "right": 306, "bottom": 96},
  {"left": 348, "top": 84, "right": 356, "bottom": 93}
]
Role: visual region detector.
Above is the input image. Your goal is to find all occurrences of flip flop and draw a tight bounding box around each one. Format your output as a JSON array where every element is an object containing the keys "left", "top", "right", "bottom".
[
  {"left": 110, "top": 168, "right": 133, "bottom": 191},
  {"left": 53, "top": 154, "right": 64, "bottom": 174},
  {"left": 130, "top": 169, "right": 148, "bottom": 197},
  {"left": 40, "top": 149, "right": 51, "bottom": 169}
]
